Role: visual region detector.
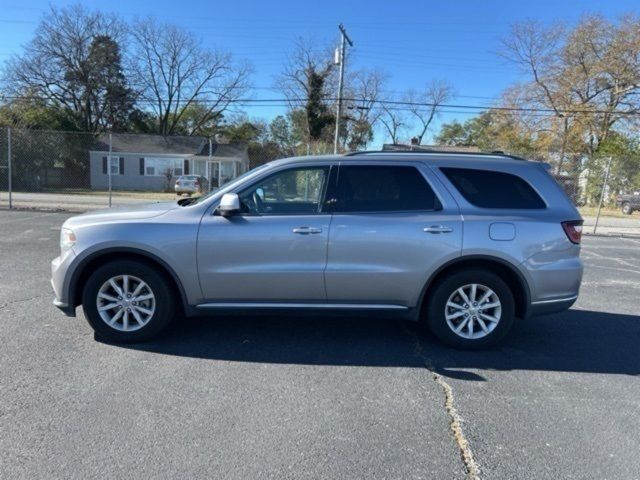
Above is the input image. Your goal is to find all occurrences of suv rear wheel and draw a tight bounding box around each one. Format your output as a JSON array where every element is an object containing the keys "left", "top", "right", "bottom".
[
  {"left": 82, "top": 260, "right": 176, "bottom": 342},
  {"left": 622, "top": 202, "right": 633, "bottom": 215},
  {"left": 425, "top": 269, "right": 515, "bottom": 349}
]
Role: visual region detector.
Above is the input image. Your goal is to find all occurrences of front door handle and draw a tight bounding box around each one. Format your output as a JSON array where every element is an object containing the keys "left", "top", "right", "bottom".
[
  {"left": 292, "top": 227, "right": 322, "bottom": 234},
  {"left": 424, "top": 225, "right": 453, "bottom": 234}
]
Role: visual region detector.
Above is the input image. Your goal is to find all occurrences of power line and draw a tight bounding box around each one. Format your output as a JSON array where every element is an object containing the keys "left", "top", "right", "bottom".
[{"left": 1, "top": 94, "right": 639, "bottom": 116}]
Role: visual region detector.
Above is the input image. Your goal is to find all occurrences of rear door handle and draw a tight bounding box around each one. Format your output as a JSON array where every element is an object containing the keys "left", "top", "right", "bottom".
[
  {"left": 424, "top": 225, "right": 453, "bottom": 234},
  {"left": 292, "top": 227, "right": 322, "bottom": 234}
]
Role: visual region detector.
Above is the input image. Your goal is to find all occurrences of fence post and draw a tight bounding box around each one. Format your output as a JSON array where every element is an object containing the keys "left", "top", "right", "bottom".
[
  {"left": 593, "top": 156, "right": 612, "bottom": 235},
  {"left": 108, "top": 132, "right": 113, "bottom": 208},
  {"left": 7, "top": 127, "right": 12, "bottom": 210},
  {"left": 208, "top": 136, "right": 212, "bottom": 191}
]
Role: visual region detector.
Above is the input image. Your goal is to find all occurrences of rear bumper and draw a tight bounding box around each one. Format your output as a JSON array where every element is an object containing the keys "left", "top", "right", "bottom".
[
  {"left": 529, "top": 295, "right": 578, "bottom": 317},
  {"left": 521, "top": 248, "right": 583, "bottom": 318}
]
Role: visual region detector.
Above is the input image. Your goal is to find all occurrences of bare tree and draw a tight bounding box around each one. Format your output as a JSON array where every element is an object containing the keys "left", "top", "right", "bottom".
[
  {"left": 130, "top": 18, "right": 251, "bottom": 136},
  {"left": 405, "top": 79, "right": 454, "bottom": 145},
  {"left": 343, "top": 68, "right": 387, "bottom": 150},
  {"left": 275, "top": 38, "right": 337, "bottom": 147},
  {"left": 500, "top": 19, "right": 578, "bottom": 169},
  {"left": 378, "top": 99, "right": 406, "bottom": 144},
  {"left": 500, "top": 15, "right": 640, "bottom": 160},
  {"left": 1, "top": 4, "right": 131, "bottom": 132}
]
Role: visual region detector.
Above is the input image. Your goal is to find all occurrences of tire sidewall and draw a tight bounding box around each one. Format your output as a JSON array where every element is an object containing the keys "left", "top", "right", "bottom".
[
  {"left": 622, "top": 203, "right": 632, "bottom": 215},
  {"left": 426, "top": 269, "right": 515, "bottom": 349},
  {"left": 82, "top": 260, "right": 175, "bottom": 342}
]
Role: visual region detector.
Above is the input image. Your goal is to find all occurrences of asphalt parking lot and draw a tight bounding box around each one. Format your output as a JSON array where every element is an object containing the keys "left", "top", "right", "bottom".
[{"left": 1, "top": 210, "right": 639, "bottom": 479}]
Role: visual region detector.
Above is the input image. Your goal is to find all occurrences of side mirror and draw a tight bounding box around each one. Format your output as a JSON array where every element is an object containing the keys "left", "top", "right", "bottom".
[{"left": 217, "top": 193, "right": 241, "bottom": 217}]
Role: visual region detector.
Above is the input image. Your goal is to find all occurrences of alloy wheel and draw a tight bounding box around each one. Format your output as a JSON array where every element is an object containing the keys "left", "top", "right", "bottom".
[
  {"left": 444, "top": 283, "right": 502, "bottom": 340},
  {"left": 96, "top": 274, "right": 156, "bottom": 332}
]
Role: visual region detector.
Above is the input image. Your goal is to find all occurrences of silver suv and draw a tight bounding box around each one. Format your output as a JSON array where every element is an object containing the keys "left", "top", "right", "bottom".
[{"left": 52, "top": 152, "right": 584, "bottom": 348}]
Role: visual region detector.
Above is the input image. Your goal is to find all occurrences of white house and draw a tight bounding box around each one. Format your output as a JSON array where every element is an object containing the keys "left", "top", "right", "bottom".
[{"left": 89, "top": 134, "right": 249, "bottom": 191}]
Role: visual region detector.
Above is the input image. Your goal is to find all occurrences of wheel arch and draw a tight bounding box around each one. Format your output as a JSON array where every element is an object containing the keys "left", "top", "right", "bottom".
[
  {"left": 418, "top": 255, "right": 532, "bottom": 320},
  {"left": 68, "top": 247, "right": 189, "bottom": 314}
]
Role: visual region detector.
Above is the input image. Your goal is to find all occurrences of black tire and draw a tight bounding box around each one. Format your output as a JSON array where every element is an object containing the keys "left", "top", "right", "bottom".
[
  {"left": 82, "top": 260, "right": 176, "bottom": 343},
  {"left": 622, "top": 202, "right": 633, "bottom": 215},
  {"left": 424, "top": 269, "right": 515, "bottom": 349}
]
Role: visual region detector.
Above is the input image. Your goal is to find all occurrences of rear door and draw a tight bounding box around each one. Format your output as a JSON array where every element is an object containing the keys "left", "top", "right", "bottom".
[{"left": 324, "top": 162, "right": 462, "bottom": 308}]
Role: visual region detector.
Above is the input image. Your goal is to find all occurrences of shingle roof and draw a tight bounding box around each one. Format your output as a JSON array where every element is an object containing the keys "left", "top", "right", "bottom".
[
  {"left": 195, "top": 142, "right": 248, "bottom": 158},
  {"left": 92, "top": 134, "right": 247, "bottom": 158}
]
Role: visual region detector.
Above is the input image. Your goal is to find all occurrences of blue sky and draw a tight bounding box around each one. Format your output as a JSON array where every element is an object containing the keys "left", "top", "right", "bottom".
[{"left": 1, "top": 0, "right": 637, "bottom": 145}]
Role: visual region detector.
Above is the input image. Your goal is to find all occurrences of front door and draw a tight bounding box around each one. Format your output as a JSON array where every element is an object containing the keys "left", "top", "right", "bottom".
[
  {"left": 324, "top": 163, "right": 462, "bottom": 307},
  {"left": 197, "top": 165, "right": 332, "bottom": 302}
]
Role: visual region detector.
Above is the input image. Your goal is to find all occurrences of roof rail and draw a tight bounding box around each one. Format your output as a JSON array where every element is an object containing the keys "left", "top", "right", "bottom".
[{"left": 343, "top": 150, "right": 528, "bottom": 161}]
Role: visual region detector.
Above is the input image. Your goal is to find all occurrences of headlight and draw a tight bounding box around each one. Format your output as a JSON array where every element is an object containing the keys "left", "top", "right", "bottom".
[{"left": 60, "top": 228, "right": 76, "bottom": 251}]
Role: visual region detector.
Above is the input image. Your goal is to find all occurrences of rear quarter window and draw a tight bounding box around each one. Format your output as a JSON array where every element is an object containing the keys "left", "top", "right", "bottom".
[{"left": 441, "top": 167, "right": 546, "bottom": 209}]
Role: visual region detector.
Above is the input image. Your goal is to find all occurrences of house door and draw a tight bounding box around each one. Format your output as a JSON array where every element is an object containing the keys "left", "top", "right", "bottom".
[{"left": 207, "top": 161, "right": 221, "bottom": 190}]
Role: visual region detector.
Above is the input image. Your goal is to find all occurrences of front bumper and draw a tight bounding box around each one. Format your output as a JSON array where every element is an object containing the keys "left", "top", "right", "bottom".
[
  {"left": 51, "top": 249, "right": 78, "bottom": 317},
  {"left": 52, "top": 293, "right": 75, "bottom": 316}
]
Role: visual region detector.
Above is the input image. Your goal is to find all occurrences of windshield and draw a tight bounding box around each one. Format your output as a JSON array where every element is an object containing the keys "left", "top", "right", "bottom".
[{"left": 187, "top": 163, "right": 273, "bottom": 205}]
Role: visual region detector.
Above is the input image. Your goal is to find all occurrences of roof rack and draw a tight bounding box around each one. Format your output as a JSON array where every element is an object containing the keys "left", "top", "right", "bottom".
[{"left": 343, "top": 150, "right": 528, "bottom": 161}]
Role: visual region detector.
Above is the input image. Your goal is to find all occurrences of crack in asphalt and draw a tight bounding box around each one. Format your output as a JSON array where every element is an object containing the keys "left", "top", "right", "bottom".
[
  {"left": 405, "top": 327, "right": 480, "bottom": 480},
  {"left": 0, "top": 294, "right": 50, "bottom": 311}
]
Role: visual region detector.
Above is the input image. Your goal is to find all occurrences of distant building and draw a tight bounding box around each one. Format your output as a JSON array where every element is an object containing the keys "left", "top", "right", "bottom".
[
  {"left": 382, "top": 143, "right": 482, "bottom": 153},
  {"left": 89, "top": 134, "right": 249, "bottom": 191}
]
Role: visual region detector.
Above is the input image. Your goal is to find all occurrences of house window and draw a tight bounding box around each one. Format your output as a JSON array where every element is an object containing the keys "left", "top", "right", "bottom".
[
  {"left": 110, "top": 157, "right": 121, "bottom": 175},
  {"left": 142, "top": 158, "right": 185, "bottom": 176},
  {"left": 103, "top": 156, "right": 123, "bottom": 175}
]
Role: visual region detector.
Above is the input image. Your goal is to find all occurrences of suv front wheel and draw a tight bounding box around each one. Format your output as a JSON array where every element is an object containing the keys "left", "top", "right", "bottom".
[
  {"left": 425, "top": 269, "right": 515, "bottom": 349},
  {"left": 82, "top": 260, "right": 176, "bottom": 342}
]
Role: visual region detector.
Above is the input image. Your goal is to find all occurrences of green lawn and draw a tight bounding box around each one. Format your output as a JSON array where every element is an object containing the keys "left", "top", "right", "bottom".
[{"left": 578, "top": 205, "right": 629, "bottom": 218}]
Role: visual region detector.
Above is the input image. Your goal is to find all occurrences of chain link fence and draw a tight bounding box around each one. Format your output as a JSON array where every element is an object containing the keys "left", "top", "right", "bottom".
[
  {"left": 0, "top": 127, "right": 259, "bottom": 211},
  {"left": 1, "top": 127, "right": 639, "bottom": 236},
  {"left": 544, "top": 155, "right": 640, "bottom": 236}
]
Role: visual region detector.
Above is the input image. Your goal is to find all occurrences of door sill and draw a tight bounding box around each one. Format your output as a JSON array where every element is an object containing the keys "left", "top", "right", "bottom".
[{"left": 195, "top": 302, "right": 409, "bottom": 311}]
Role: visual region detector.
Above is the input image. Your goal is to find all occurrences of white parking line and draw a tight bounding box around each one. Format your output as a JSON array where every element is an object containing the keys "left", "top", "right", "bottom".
[
  {"left": 587, "top": 264, "right": 640, "bottom": 276},
  {"left": 581, "top": 249, "right": 640, "bottom": 270},
  {"left": 620, "top": 237, "right": 640, "bottom": 245}
]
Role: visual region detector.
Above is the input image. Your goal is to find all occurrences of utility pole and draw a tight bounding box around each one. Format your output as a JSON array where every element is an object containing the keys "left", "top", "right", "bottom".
[
  {"left": 593, "top": 156, "right": 613, "bottom": 234},
  {"left": 7, "top": 127, "right": 12, "bottom": 209},
  {"left": 333, "top": 23, "right": 353, "bottom": 154}
]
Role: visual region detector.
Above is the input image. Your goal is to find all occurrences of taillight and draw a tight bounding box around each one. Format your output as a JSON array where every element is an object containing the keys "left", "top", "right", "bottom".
[{"left": 562, "top": 220, "right": 583, "bottom": 244}]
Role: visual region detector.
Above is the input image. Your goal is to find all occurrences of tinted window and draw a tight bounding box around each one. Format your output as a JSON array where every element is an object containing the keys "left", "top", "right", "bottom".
[
  {"left": 239, "top": 167, "right": 328, "bottom": 215},
  {"left": 441, "top": 167, "right": 545, "bottom": 209},
  {"left": 331, "top": 166, "right": 440, "bottom": 213}
]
